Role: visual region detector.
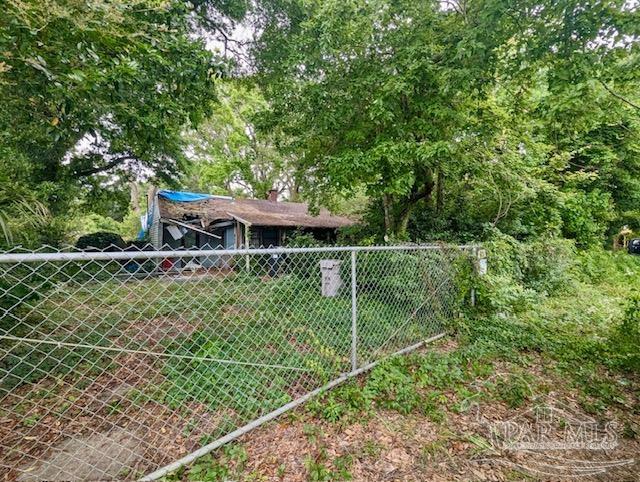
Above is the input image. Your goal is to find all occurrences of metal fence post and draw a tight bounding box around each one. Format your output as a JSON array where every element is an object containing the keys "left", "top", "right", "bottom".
[
  {"left": 470, "top": 247, "right": 477, "bottom": 306},
  {"left": 350, "top": 249, "right": 358, "bottom": 372}
]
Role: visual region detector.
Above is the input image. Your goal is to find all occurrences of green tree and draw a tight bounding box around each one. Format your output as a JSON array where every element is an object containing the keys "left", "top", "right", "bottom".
[
  {"left": 184, "top": 80, "right": 301, "bottom": 200},
  {"left": 257, "top": 0, "right": 501, "bottom": 237},
  {"left": 255, "top": 0, "right": 639, "bottom": 243},
  {"left": 0, "top": 0, "right": 256, "bottom": 247},
  {"left": 0, "top": 0, "right": 252, "bottom": 245}
]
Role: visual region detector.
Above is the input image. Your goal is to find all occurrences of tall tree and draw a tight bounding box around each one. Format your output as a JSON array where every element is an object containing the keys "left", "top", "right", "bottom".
[
  {"left": 0, "top": 0, "right": 250, "bottom": 216},
  {"left": 184, "top": 80, "right": 301, "bottom": 199},
  {"left": 254, "top": 0, "right": 639, "bottom": 240},
  {"left": 255, "top": 0, "right": 535, "bottom": 237}
]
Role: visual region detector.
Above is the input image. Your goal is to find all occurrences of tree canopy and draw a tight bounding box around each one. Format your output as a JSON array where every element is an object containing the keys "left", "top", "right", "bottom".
[
  {"left": 254, "top": 0, "right": 640, "bottom": 242},
  {"left": 0, "top": 0, "right": 251, "bottom": 238},
  {"left": 184, "top": 80, "right": 301, "bottom": 200},
  {"left": 0, "top": 0, "right": 639, "bottom": 247}
]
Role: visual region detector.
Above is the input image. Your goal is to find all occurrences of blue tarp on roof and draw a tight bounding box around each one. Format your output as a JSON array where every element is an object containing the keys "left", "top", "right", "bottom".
[
  {"left": 139, "top": 190, "right": 232, "bottom": 240},
  {"left": 158, "top": 190, "right": 214, "bottom": 202}
]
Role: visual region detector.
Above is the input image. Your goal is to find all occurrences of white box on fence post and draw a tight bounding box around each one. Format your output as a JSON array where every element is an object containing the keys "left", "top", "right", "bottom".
[
  {"left": 320, "top": 259, "right": 342, "bottom": 297},
  {"left": 476, "top": 248, "right": 488, "bottom": 276},
  {"left": 470, "top": 248, "right": 488, "bottom": 306}
]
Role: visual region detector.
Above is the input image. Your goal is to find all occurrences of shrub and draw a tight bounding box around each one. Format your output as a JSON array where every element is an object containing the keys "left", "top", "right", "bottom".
[
  {"left": 576, "top": 246, "right": 619, "bottom": 283},
  {"left": 280, "top": 230, "right": 331, "bottom": 279},
  {"left": 357, "top": 248, "right": 465, "bottom": 315},
  {"left": 482, "top": 231, "right": 527, "bottom": 283},
  {"left": 75, "top": 231, "right": 126, "bottom": 251},
  {"left": 476, "top": 233, "right": 578, "bottom": 315},
  {"left": 520, "top": 238, "right": 577, "bottom": 294},
  {"left": 561, "top": 189, "right": 614, "bottom": 248},
  {"left": 609, "top": 295, "right": 640, "bottom": 372},
  {"left": 476, "top": 274, "right": 539, "bottom": 315},
  {"left": 284, "top": 231, "right": 326, "bottom": 248},
  {"left": 364, "top": 358, "right": 422, "bottom": 414}
]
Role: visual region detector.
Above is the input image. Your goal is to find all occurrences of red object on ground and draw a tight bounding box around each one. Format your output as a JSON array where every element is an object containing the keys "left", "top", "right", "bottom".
[{"left": 161, "top": 258, "right": 174, "bottom": 270}]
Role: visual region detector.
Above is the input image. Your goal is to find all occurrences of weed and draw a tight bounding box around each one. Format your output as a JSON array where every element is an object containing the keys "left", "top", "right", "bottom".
[
  {"left": 493, "top": 372, "right": 533, "bottom": 409},
  {"left": 117, "top": 467, "right": 131, "bottom": 479},
  {"left": 609, "top": 294, "right": 640, "bottom": 372},
  {"left": 224, "top": 444, "right": 248, "bottom": 472},
  {"left": 622, "top": 421, "right": 638, "bottom": 439},
  {"left": 187, "top": 456, "right": 229, "bottom": 482},
  {"left": 421, "top": 392, "right": 446, "bottom": 423},
  {"left": 310, "top": 382, "right": 372, "bottom": 423},
  {"left": 505, "top": 468, "right": 536, "bottom": 481},
  {"left": 107, "top": 400, "right": 122, "bottom": 415},
  {"left": 361, "top": 439, "right": 383, "bottom": 459},
  {"left": 22, "top": 414, "right": 41, "bottom": 427},
  {"left": 303, "top": 423, "right": 323, "bottom": 443},
  {"left": 365, "top": 359, "right": 422, "bottom": 414},
  {"left": 333, "top": 454, "right": 353, "bottom": 480},
  {"left": 182, "top": 444, "right": 248, "bottom": 481},
  {"left": 304, "top": 448, "right": 353, "bottom": 482},
  {"left": 183, "top": 419, "right": 197, "bottom": 437},
  {"left": 178, "top": 246, "right": 639, "bottom": 479},
  {"left": 419, "top": 439, "right": 447, "bottom": 463},
  {"left": 463, "top": 434, "right": 494, "bottom": 456},
  {"left": 304, "top": 448, "right": 332, "bottom": 482}
]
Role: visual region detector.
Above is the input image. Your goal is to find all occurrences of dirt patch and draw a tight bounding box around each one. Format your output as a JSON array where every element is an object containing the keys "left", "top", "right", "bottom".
[
  {"left": 192, "top": 350, "right": 639, "bottom": 482},
  {"left": 116, "top": 316, "right": 198, "bottom": 349},
  {"left": 17, "top": 427, "right": 145, "bottom": 481},
  {"left": 229, "top": 400, "right": 639, "bottom": 481},
  {"left": 3, "top": 384, "right": 236, "bottom": 481},
  {"left": 0, "top": 337, "right": 227, "bottom": 481}
]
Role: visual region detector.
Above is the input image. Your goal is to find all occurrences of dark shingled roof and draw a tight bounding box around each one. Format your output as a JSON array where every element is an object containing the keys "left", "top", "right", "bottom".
[{"left": 158, "top": 197, "right": 354, "bottom": 229}]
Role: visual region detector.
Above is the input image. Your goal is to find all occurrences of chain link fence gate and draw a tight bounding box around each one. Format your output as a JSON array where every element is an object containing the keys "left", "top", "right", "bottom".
[{"left": 0, "top": 244, "right": 475, "bottom": 481}]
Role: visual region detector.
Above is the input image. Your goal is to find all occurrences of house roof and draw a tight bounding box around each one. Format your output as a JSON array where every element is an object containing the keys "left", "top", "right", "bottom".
[{"left": 158, "top": 195, "right": 354, "bottom": 229}]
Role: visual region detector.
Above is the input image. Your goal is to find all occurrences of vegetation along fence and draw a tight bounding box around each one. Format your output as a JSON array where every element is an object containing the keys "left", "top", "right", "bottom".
[{"left": 0, "top": 244, "right": 477, "bottom": 480}]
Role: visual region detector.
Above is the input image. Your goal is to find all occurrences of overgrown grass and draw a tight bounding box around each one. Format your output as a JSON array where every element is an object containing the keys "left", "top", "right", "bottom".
[
  {"left": 164, "top": 243, "right": 640, "bottom": 480},
  {"left": 306, "top": 246, "right": 640, "bottom": 429},
  {"left": 9, "top": 242, "right": 639, "bottom": 480},
  {"left": 1, "top": 250, "right": 463, "bottom": 429}
]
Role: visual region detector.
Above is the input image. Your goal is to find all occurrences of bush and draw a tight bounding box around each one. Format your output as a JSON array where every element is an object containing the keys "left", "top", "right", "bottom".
[
  {"left": 576, "top": 246, "right": 619, "bottom": 283},
  {"left": 561, "top": 189, "right": 614, "bottom": 248},
  {"left": 357, "top": 248, "right": 465, "bottom": 315},
  {"left": 476, "top": 274, "right": 539, "bottom": 315},
  {"left": 609, "top": 295, "right": 640, "bottom": 372},
  {"left": 284, "top": 231, "right": 326, "bottom": 248},
  {"left": 281, "top": 230, "right": 332, "bottom": 280},
  {"left": 482, "top": 231, "right": 527, "bottom": 283},
  {"left": 477, "top": 233, "right": 578, "bottom": 315},
  {"left": 520, "top": 238, "right": 577, "bottom": 294},
  {"left": 75, "top": 231, "right": 126, "bottom": 251}
]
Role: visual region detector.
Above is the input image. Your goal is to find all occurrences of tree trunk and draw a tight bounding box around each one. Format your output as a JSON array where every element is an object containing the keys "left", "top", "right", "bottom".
[
  {"left": 382, "top": 194, "right": 393, "bottom": 236},
  {"left": 396, "top": 206, "right": 413, "bottom": 238},
  {"left": 289, "top": 183, "right": 301, "bottom": 202},
  {"left": 393, "top": 174, "right": 435, "bottom": 238},
  {"left": 436, "top": 169, "right": 444, "bottom": 214},
  {"left": 147, "top": 185, "right": 158, "bottom": 212},
  {"left": 130, "top": 182, "right": 141, "bottom": 217}
]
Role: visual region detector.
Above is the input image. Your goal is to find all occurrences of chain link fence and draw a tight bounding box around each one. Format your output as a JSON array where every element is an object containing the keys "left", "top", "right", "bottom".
[{"left": 0, "top": 244, "right": 475, "bottom": 480}]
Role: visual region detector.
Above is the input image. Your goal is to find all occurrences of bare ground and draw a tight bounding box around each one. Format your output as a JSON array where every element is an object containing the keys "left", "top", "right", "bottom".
[
  {"left": 2, "top": 337, "right": 638, "bottom": 481},
  {"left": 0, "top": 315, "right": 224, "bottom": 481},
  {"left": 181, "top": 343, "right": 640, "bottom": 482}
]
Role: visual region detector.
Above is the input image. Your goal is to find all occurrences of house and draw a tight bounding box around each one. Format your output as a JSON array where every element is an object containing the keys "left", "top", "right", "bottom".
[{"left": 147, "top": 189, "right": 354, "bottom": 253}]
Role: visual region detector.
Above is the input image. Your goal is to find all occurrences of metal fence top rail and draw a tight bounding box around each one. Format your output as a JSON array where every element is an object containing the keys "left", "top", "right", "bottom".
[{"left": 0, "top": 244, "right": 478, "bottom": 264}]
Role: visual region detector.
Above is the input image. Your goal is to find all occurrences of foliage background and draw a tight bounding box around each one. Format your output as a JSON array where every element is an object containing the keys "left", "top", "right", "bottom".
[{"left": 0, "top": 0, "right": 638, "bottom": 252}]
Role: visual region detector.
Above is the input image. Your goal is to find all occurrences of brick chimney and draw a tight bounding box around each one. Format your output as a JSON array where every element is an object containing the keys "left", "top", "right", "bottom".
[{"left": 267, "top": 189, "right": 278, "bottom": 202}]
